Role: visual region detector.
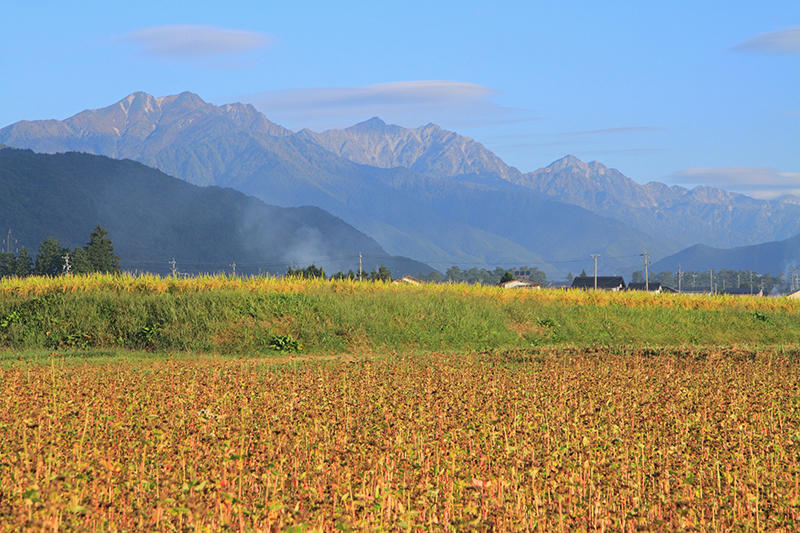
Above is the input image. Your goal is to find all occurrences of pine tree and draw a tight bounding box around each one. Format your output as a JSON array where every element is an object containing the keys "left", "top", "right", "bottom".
[
  {"left": 86, "top": 226, "right": 120, "bottom": 273},
  {"left": 35, "top": 237, "right": 66, "bottom": 276},
  {"left": 15, "top": 247, "right": 33, "bottom": 277},
  {"left": 71, "top": 247, "right": 93, "bottom": 274},
  {"left": 0, "top": 252, "right": 14, "bottom": 277}
]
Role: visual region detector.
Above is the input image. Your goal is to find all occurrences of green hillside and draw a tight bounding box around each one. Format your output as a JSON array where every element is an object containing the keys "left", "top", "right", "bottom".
[{"left": 0, "top": 148, "right": 432, "bottom": 276}]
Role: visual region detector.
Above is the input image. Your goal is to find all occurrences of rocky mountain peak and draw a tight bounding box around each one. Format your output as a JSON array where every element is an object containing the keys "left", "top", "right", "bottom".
[
  {"left": 544, "top": 154, "right": 588, "bottom": 174},
  {"left": 419, "top": 122, "right": 442, "bottom": 133},
  {"left": 349, "top": 117, "right": 388, "bottom": 132},
  {"left": 303, "top": 118, "right": 519, "bottom": 180}
]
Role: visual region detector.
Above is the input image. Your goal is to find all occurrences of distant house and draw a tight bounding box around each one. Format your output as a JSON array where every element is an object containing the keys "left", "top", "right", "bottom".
[
  {"left": 392, "top": 276, "right": 422, "bottom": 285},
  {"left": 627, "top": 282, "right": 676, "bottom": 293},
  {"left": 571, "top": 276, "right": 625, "bottom": 291},
  {"left": 500, "top": 279, "right": 541, "bottom": 289},
  {"left": 719, "top": 287, "right": 763, "bottom": 297},
  {"left": 788, "top": 289, "right": 800, "bottom": 299}
]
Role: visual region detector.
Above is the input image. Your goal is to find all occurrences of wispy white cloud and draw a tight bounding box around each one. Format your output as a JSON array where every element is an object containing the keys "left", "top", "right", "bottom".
[
  {"left": 241, "top": 81, "right": 534, "bottom": 130},
  {"left": 120, "top": 25, "right": 271, "bottom": 59},
  {"left": 732, "top": 26, "right": 800, "bottom": 54},
  {"left": 671, "top": 167, "right": 800, "bottom": 199},
  {"left": 585, "top": 147, "right": 665, "bottom": 155},
  {"left": 564, "top": 126, "right": 661, "bottom": 136}
]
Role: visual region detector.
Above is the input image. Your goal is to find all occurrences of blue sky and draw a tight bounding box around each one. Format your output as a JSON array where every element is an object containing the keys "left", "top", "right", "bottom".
[{"left": 2, "top": 1, "right": 798, "bottom": 196}]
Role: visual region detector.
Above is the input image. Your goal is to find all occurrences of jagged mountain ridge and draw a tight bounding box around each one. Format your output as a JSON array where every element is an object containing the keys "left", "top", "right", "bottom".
[
  {"left": 1, "top": 91, "right": 292, "bottom": 186},
  {"left": 299, "top": 118, "right": 800, "bottom": 250},
  {"left": 514, "top": 155, "right": 800, "bottom": 249},
  {"left": 0, "top": 147, "right": 432, "bottom": 276},
  {"left": 297, "top": 117, "right": 522, "bottom": 181}
]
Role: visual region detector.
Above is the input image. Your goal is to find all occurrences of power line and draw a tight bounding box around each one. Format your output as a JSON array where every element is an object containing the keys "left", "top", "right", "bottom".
[
  {"left": 591, "top": 254, "right": 600, "bottom": 290},
  {"left": 641, "top": 251, "right": 650, "bottom": 291}
]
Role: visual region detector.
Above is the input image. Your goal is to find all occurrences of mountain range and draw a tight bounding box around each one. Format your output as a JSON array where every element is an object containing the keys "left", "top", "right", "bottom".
[
  {"left": 2, "top": 90, "right": 798, "bottom": 276},
  {"left": 307, "top": 118, "right": 800, "bottom": 251},
  {"left": 0, "top": 147, "right": 431, "bottom": 276}
]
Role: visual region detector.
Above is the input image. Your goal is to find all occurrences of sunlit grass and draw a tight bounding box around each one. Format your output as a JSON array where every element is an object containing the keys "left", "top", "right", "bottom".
[
  {"left": 2, "top": 274, "right": 800, "bottom": 353},
  {"left": 1, "top": 272, "right": 794, "bottom": 312}
]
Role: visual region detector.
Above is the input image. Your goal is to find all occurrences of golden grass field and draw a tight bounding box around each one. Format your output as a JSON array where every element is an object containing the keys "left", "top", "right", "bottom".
[{"left": 2, "top": 273, "right": 796, "bottom": 313}]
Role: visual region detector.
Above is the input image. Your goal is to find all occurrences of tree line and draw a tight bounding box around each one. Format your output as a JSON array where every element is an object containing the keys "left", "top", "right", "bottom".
[
  {"left": 631, "top": 269, "right": 782, "bottom": 293},
  {"left": 286, "top": 264, "right": 392, "bottom": 281},
  {"left": 0, "top": 226, "right": 120, "bottom": 278},
  {"left": 418, "top": 266, "right": 548, "bottom": 285}
]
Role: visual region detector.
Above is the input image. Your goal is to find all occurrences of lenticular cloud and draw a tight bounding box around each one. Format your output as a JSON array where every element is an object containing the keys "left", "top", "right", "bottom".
[{"left": 121, "top": 25, "right": 271, "bottom": 58}]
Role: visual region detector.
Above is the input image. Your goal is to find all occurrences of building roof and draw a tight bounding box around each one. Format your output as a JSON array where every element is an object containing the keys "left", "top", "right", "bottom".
[
  {"left": 627, "top": 282, "right": 676, "bottom": 292},
  {"left": 392, "top": 275, "right": 422, "bottom": 285},
  {"left": 571, "top": 276, "right": 625, "bottom": 289},
  {"left": 500, "top": 279, "right": 541, "bottom": 289},
  {"left": 719, "top": 287, "right": 762, "bottom": 296}
]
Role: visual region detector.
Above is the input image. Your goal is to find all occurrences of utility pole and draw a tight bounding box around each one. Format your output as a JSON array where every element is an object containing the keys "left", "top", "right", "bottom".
[
  {"left": 62, "top": 252, "right": 71, "bottom": 275},
  {"left": 641, "top": 251, "right": 649, "bottom": 291},
  {"left": 230, "top": 262, "right": 236, "bottom": 277},
  {"left": 737, "top": 273, "right": 741, "bottom": 289},
  {"left": 692, "top": 273, "right": 697, "bottom": 290},
  {"left": 709, "top": 269, "right": 714, "bottom": 295},
  {"left": 358, "top": 252, "right": 363, "bottom": 281},
  {"left": 750, "top": 271, "right": 754, "bottom": 294},
  {"left": 677, "top": 265, "right": 682, "bottom": 293},
  {"left": 591, "top": 254, "right": 600, "bottom": 290},
  {"left": 170, "top": 258, "right": 177, "bottom": 278}
]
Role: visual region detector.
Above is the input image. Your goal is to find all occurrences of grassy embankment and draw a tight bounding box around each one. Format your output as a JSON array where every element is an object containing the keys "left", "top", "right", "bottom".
[{"left": 1, "top": 273, "right": 799, "bottom": 357}]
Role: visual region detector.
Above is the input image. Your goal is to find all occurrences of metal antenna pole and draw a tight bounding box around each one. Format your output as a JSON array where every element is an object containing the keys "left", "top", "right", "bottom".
[
  {"left": 591, "top": 254, "right": 599, "bottom": 290},
  {"left": 641, "top": 251, "right": 649, "bottom": 291},
  {"left": 62, "top": 252, "right": 71, "bottom": 275}
]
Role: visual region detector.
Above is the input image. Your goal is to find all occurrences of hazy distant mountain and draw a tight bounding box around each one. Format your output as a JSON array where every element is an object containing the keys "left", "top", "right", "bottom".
[
  {"left": 298, "top": 120, "right": 800, "bottom": 251},
  {"left": 0, "top": 91, "right": 668, "bottom": 275},
  {"left": 509, "top": 155, "right": 800, "bottom": 249},
  {"left": 298, "top": 117, "right": 522, "bottom": 181},
  {"left": 651, "top": 233, "right": 800, "bottom": 275},
  {"left": 0, "top": 147, "right": 432, "bottom": 276}
]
